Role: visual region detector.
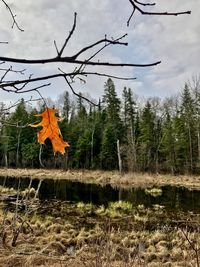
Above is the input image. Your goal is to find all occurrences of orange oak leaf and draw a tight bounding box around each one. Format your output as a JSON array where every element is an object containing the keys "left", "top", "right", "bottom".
[{"left": 30, "top": 107, "right": 70, "bottom": 155}]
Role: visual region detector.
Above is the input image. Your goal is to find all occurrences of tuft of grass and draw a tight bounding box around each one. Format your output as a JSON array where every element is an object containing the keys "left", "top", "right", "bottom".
[
  {"left": 149, "top": 231, "right": 167, "bottom": 245},
  {"left": 108, "top": 201, "right": 132, "bottom": 212},
  {"left": 104, "top": 201, "right": 133, "bottom": 218},
  {"left": 145, "top": 188, "right": 163, "bottom": 197},
  {"left": 76, "top": 202, "right": 94, "bottom": 212}
]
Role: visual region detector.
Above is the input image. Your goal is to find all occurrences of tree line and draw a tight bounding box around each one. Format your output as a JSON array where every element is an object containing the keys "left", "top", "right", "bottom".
[{"left": 1, "top": 77, "right": 200, "bottom": 174}]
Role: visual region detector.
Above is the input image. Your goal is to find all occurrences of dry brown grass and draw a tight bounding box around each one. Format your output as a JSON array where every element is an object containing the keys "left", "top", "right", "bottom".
[
  {"left": 1, "top": 169, "right": 200, "bottom": 266},
  {"left": 0, "top": 198, "right": 200, "bottom": 267},
  {"left": 1, "top": 168, "right": 200, "bottom": 190}
]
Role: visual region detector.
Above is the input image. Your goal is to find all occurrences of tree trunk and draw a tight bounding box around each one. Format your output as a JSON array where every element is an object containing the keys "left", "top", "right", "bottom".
[
  {"left": 197, "top": 125, "right": 200, "bottom": 164},
  {"left": 16, "top": 127, "right": 21, "bottom": 167},
  {"left": 117, "top": 139, "right": 122, "bottom": 174},
  {"left": 130, "top": 123, "right": 137, "bottom": 171},
  {"left": 188, "top": 122, "right": 193, "bottom": 172},
  {"left": 91, "top": 127, "right": 95, "bottom": 168}
]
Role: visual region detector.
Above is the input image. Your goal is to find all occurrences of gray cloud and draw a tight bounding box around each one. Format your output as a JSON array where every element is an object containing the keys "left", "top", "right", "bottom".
[{"left": 0, "top": 0, "right": 199, "bottom": 104}]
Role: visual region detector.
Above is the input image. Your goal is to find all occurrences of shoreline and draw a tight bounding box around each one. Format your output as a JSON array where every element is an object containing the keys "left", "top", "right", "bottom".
[{"left": 0, "top": 168, "right": 200, "bottom": 190}]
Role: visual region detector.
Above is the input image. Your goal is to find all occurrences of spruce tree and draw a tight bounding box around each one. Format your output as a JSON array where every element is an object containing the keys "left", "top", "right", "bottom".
[
  {"left": 122, "top": 87, "right": 137, "bottom": 170},
  {"left": 138, "top": 101, "right": 155, "bottom": 171},
  {"left": 101, "top": 79, "right": 123, "bottom": 169},
  {"left": 177, "top": 84, "right": 197, "bottom": 172}
]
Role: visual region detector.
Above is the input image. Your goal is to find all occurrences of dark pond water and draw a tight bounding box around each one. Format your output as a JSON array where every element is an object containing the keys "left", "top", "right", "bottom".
[{"left": 0, "top": 176, "right": 200, "bottom": 213}]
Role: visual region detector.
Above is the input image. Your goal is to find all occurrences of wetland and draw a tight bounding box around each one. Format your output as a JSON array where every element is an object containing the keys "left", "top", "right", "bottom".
[{"left": 0, "top": 170, "right": 200, "bottom": 266}]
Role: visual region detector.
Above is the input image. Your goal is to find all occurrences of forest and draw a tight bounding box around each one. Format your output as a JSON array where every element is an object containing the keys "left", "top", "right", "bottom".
[
  {"left": 1, "top": 1, "right": 200, "bottom": 267},
  {"left": 1, "top": 77, "right": 200, "bottom": 174}
]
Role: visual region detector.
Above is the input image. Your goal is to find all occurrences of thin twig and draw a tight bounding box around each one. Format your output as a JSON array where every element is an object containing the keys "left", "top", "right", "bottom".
[
  {"left": 181, "top": 227, "right": 200, "bottom": 267},
  {"left": 0, "top": 121, "right": 28, "bottom": 128},
  {"left": 0, "top": 66, "right": 26, "bottom": 74},
  {"left": 64, "top": 76, "right": 97, "bottom": 106},
  {"left": 127, "top": 0, "right": 191, "bottom": 26},
  {"left": 1, "top": 0, "right": 24, "bottom": 31},
  {"left": 134, "top": 0, "right": 155, "bottom": 6},
  {"left": 72, "top": 34, "right": 128, "bottom": 60},
  {"left": 0, "top": 97, "right": 42, "bottom": 112},
  {"left": 77, "top": 34, "right": 128, "bottom": 74},
  {"left": 57, "top": 12, "right": 77, "bottom": 57},
  {"left": 1, "top": 70, "right": 136, "bottom": 95}
]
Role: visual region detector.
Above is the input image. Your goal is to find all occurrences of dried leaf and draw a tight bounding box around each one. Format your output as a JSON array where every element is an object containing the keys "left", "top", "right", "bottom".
[{"left": 30, "top": 107, "right": 70, "bottom": 155}]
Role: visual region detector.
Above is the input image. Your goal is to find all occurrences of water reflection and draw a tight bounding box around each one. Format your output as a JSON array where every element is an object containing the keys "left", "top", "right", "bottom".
[{"left": 0, "top": 176, "right": 200, "bottom": 213}]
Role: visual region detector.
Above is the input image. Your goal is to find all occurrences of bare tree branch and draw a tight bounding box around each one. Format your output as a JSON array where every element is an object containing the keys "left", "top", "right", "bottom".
[
  {"left": 0, "top": 55, "right": 161, "bottom": 67},
  {"left": 64, "top": 76, "right": 98, "bottom": 106},
  {"left": 0, "top": 23, "right": 159, "bottom": 68},
  {"left": 180, "top": 227, "right": 200, "bottom": 267},
  {"left": 0, "top": 66, "right": 26, "bottom": 82},
  {"left": 0, "top": 97, "right": 42, "bottom": 112},
  {"left": 134, "top": 0, "right": 155, "bottom": 7},
  {"left": 72, "top": 34, "right": 128, "bottom": 60},
  {"left": 14, "top": 83, "right": 51, "bottom": 94},
  {"left": 0, "top": 1, "right": 191, "bottom": 102},
  {"left": 1, "top": 0, "right": 24, "bottom": 31},
  {"left": 127, "top": 0, "right": 191, "bottom": 26},
  {"left": 76, "top": 34, "right": 129, "bottom": 75},
  {"left": 1, "top": 70, "right": 136, "bottom": 94},
  {"left": 0, "top": 121, "right": 28, "bottom": 128},
  {"left": 57, "top": 12, "right": 77, "bottom": 57}
]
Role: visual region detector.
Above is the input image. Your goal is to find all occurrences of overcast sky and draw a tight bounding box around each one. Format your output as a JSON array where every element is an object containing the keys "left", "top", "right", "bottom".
[{"left": 0, "top": 0, "right": 199, "bottom": 105}]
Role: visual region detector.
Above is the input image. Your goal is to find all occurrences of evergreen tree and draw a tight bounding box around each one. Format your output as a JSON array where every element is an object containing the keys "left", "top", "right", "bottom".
[
  {"left": 6, "top": 99, "right": 30, "bottom": 167},
  {"left": 21, "top": 108, "right": 40, "bottom": 167},
  {"left": 122, "top": 87, "right": 137, "bottom": 170},
  {"left": 138, "top": 101, "right": 156, "bottom": 171},
  {"left": 175, "top": 84, "right": 197, "bottom": 172},
  {"left": 62, "top": 91, "right": 71, "bottom": 122},
  {"left": 0, "top": 103, "right": 9, "bottom": 166},
  {"left": 161, "top": 110, "right": 176, "bottom": 174},
  {"left": 101, "top": 79, "right": 123, "bottom": 169}
]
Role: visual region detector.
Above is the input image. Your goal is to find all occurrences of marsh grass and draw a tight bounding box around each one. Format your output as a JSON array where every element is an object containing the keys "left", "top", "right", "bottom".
[
  {"left": 1, "top": 171, "right": 200, "bottom": 267},
  {"left": 145, "top": 188, "right": 163, "bottom": 197},
  {"left": 1, "top": 168, "right": 200, "bottom": 190},
  {"left": 1, "top": 189, "right": 200, "bottom": 267}
]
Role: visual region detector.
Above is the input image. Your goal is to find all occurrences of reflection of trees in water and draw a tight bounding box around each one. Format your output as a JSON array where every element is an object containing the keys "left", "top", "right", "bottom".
[{"left": 0, "top": 176, "right": 199, "bottom": 213}]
